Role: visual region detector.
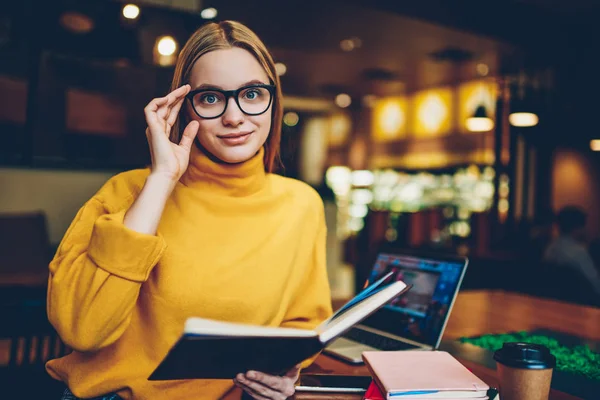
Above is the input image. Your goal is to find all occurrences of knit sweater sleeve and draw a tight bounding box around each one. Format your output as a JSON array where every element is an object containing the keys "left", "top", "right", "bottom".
[{"left": 47, "top": 172, "right": 166, "bottom": 352}]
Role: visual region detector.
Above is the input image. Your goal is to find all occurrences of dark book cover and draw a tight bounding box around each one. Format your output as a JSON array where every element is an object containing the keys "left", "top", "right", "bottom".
[{"left": 149, "top": 334, "right": 324, "bottom": 380}]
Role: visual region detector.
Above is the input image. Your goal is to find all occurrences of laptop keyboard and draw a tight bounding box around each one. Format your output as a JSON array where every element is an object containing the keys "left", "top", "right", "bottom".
[{"left": 342, "top": 328, "right": 420, "bottom": 351}]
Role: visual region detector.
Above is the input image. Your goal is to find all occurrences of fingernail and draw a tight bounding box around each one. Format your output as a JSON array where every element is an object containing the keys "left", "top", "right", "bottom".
[{"left": 247, "top": 372, "right": 255, "bottom": 379}]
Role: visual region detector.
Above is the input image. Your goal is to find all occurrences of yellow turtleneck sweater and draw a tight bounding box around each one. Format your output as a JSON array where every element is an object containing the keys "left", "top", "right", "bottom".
[{"left": 45, "top": 145, "right": 333, "bottom": 400}]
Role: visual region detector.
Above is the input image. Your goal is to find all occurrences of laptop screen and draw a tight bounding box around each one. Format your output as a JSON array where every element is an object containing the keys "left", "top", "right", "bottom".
[{"left": 361, "top": 252, "right": 467, "bottom": 348}]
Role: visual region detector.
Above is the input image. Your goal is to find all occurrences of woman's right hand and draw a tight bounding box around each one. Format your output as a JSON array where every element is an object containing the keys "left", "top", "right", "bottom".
[{"left": 144, "top": 84, "right": 200, "bottom": 182}]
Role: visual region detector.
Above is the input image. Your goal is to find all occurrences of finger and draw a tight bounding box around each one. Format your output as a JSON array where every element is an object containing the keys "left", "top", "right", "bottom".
[
  {"left": 234, "top": 377, "right": 271, "bottom": 400},
  {"left": 144, "top": 97, "right": 169, "bottom": 132},
  {"left": 285, "top": 364, "right": 302, "bottom": 379},
  {"left": 146, "top": 128, "right": 155, "bottom": 160},
  {"left": 172, "top": 83, "right": 191, "bottom": 96},
  {"left": 165, "top": 95, "right": 186, "bottom": 129},
  {"left": 145, "top": 96, "right": 168, "bottom": 113},
  {"left": 178, "top": 120, "right": 199, "bottom": 151},
  {"left": 238, "top": 373, "right": 287, "bottom": 400},
  {"left": 245, "top": 371, "right": 287, "bottom": 394},
  {"left": 144, "top": 96, "right": 168, "bottom": 118},
  {"left": 164, "top": 84, "right": 191, "bottom": 109},
  {"left": 156, "top": 85, "right": 190, "bottom": 121}
]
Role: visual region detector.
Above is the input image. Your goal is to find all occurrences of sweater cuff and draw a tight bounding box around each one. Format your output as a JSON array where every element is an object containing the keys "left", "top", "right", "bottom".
[{"left": 88, "top": 209, "right": 166, "bottom": 282}]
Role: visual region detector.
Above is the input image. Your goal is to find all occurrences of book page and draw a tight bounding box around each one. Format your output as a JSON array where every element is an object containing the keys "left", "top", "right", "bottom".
[
  {"left": 325, "top": 271, "right": 395, "bottom": 323},
  {"left": 184, "top": 318, "right": 318, "bottom": 338},
  {"left": 316, "top": 280, "right": 409, "bottom": 344}
]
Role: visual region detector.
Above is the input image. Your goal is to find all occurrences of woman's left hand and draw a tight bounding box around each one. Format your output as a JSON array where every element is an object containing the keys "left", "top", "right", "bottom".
[{"left": 234, "top": 364, "right": 301, "bottom": 400}]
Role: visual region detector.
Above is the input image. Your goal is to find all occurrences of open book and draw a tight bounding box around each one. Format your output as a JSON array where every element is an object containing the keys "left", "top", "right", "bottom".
[{"left": 149, "top": 272, "right": 410, "bottom": 380}]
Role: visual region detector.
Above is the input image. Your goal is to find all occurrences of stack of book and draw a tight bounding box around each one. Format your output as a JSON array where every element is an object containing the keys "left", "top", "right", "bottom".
[{"left": 362, "top": 351, "right": 493, "bottom": 399}]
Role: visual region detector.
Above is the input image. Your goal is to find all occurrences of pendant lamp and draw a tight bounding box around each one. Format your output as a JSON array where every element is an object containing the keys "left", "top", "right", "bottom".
[
  {"left": 466, "top": 105, "right": 494, "bottom": 132},
  {"left": 509, "top": 97, "right": 539, "bottom": 127},
  {"left": 509, "top": 71, "right": 539, "bottom": 127}
]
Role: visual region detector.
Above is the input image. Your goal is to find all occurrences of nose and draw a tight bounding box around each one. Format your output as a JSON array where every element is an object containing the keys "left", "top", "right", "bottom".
[{"left": 221, "top": 97, "right": 244, "bottom": 127}]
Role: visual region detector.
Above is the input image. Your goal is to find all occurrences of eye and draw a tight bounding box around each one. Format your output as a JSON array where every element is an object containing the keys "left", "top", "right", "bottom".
[
  {"left": 243, "top": 89, "right": 261, "bottom": 100},
  {"left": 199, "top": 93, "right": 221, "bottom": 104}
]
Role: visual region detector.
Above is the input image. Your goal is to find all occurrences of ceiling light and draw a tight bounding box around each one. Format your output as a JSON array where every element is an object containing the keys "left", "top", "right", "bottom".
[
  {"left": 476, "top": 63, "right": 489, "bottom": 77},
  {"left": 509, "top": 112, "right": 539, "bottom": 127},
  {"left": 591, "top": 140, "right": 600, "bottom": 151},
  {"left": 283, "top": 112, "right": 299, "bottom": 127},
  {"left": 201, "top": 7, "right": 218, "bottom": 19},
  {"left": 335, "top": 93, "right": 352, "bottom": 108},
  {"left": 157, "top": 36, "right": 177, "bottom": 56},
  {"left": 122, "top": 4, "right": 140, "bottom": 20},
  {"left": 340, "top": 37, "right": 362, "bottom": 52},
  {"left": 340, "top": 39, "right": 354, "bottom": 52},
  {"left": 466, "top": 105, "right": 494, "bottom": 132},
  {"left": 275, "top": 62, "right": 287, "bottom": 76},
  {"left": 509, "top": 96, "right": 539, "bottom": 127}
]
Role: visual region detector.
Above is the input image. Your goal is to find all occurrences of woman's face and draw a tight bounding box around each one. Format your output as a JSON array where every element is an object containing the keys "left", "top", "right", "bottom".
[{"left": 187, "top": 47, "right": 272, "bottom": 164}]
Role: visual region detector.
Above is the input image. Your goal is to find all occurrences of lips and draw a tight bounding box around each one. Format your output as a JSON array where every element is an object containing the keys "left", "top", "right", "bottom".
[
  {"left": 217, "top": 131, "right": 253, "bottom": 145},
  {"left": 217, "top": 131, "right": 252, "bottom": 139}
]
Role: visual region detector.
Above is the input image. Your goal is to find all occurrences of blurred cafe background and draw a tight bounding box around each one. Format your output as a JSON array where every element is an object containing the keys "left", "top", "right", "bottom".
[{"left": 0, "top": 0, "right": 599, "bottom": 391}]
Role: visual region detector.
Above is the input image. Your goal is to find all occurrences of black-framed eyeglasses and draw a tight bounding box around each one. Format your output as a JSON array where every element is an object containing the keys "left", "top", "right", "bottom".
[{"left": 186, "top": 84, "right": 276, "bottom": 119}]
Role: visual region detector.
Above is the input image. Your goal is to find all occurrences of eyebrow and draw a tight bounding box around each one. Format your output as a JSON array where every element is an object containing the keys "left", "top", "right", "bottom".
[{"left": 192, "top": 80, "right": 268, "bottom": 91}]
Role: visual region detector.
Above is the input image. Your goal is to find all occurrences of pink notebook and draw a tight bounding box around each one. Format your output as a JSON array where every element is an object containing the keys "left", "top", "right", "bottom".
[{"left": 362, "top": 351, "right": 489, "bottom": 399}]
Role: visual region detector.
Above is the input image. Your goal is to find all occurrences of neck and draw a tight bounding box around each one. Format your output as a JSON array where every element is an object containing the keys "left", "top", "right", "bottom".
[{"left": 179, "top": 143, "right": 267, "bottom": 197}]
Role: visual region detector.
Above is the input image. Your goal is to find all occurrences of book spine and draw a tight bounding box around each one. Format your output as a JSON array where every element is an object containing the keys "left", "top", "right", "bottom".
[{"left": 362, "top": 357, "right": 390, "bottom": 400}]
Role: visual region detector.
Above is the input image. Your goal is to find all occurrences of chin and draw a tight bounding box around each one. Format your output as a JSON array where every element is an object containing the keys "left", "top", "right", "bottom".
[{"left": 214, "top": 145, "right": 262, "bottom": 164}]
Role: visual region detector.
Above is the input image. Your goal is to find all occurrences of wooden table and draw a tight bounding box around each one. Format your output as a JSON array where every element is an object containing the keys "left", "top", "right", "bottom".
[
  {"left": 292, "top": 290, "right": 600, "bottom": 400},
  {"left": 0, "top": 272, "right": 48, "bottom": 287}
]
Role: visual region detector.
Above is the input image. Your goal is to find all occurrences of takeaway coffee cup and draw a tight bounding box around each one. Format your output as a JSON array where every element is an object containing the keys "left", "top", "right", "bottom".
[{"left": 493, "top": 342, "right": 556, "bottom": 400}]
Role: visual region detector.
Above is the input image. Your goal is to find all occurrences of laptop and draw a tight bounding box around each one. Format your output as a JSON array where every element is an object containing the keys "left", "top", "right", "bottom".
[{"left": 324, "top": 251, "right": 468, "bottom": 364}]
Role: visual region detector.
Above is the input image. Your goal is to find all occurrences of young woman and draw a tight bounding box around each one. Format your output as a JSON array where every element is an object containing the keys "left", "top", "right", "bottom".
[{"left": 46, "top": 20, "right": 332, "bottom": 400}]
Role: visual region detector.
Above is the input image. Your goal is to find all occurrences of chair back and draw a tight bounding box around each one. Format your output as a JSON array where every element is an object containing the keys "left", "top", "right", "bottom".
[
  {"left": 0, "top": 211, "right": 51, "bottom": 285},
  {"left": 2, "top": 300, "right": 69, "bottom": 369}
]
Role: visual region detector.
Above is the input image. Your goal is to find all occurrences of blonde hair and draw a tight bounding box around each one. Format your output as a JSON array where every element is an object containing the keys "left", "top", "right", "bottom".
[{"left": 170, "top": 21, "right": 282, "bottom": 172}]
